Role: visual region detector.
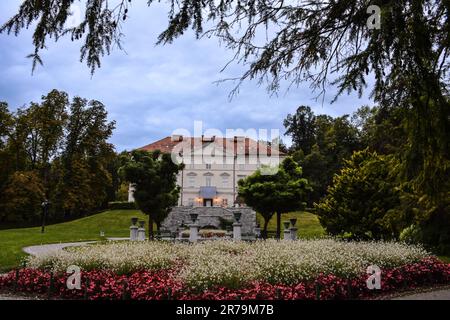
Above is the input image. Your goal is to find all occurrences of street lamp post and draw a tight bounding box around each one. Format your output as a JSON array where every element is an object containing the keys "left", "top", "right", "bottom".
[{"left": 41, "top": 200, "right": 50, "bottom": 234}]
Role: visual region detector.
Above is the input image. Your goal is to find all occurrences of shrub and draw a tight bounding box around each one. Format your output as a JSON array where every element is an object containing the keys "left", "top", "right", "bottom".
[
  {"left": 315, "top": 149, "right": 404, "bottom": 240},
  {"left": 107, "top": 201, "right": 137, "bottom": 210},
  {"left": 400, "top": 225, "right": 423, "bottom": 245}
]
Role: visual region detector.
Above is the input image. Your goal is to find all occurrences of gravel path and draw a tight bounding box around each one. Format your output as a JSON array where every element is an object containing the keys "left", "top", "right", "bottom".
[
  {"left": 22, "top": 241, "right": 97, "bottom": 256},
  {"left": 0, "top": 293, "right": 41, "bottom": 300},
  {"left": 22, "top": 238, "right": 129, "bottom": 257}
]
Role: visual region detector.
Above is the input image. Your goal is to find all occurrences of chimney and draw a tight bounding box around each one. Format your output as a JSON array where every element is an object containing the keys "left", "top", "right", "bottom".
[
  {"left": 202, "top": 135, "right": 216, "bottom": 142},
  {"left": 171, "top": 134, "right": 183, "bottom": 142}
]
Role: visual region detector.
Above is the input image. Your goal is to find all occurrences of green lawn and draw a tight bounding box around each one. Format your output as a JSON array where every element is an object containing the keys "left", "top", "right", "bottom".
[
  {"left": 0, "top": 210, "right": 147, "bottom": 272},
  {"left": 257, "top": 211, "right": 326, "bottom": 239}
]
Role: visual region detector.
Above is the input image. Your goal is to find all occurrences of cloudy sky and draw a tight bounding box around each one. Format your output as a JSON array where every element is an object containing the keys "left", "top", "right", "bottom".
[{"left": 0, "top": 1, "right": 373, "bottom": 151}]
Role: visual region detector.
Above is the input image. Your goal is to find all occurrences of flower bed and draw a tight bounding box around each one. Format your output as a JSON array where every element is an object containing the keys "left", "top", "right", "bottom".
[{"left": 1, "top": 240, "right": 449, "bottom": 300}]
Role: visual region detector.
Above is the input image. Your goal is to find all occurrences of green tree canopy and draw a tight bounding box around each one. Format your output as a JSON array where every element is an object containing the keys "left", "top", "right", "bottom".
[
  {"left": 238, "top": 156, "right": 311, "bottom": 238},
  {"left": 0, "top": 171, "right": 45, "bottom": 223},
  {"left": 119, "top": 150, "right": 182, "bottom": 240},
  {"left": 0, "top": 90, "right": 117, "bottom": 224},
  {"left": 315, "top": 149, "right": 405, "bottom": 240}
]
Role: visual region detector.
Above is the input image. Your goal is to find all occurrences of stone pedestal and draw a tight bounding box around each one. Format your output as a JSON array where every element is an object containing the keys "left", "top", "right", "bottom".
[
  {"left": 189, "top": 224, "right": 199, "bottom": 243},
  {"left": 290, "top": 227, "right": 298, "bottom": 241},
  {"left": 137, "top": 227, "right": 146, "bottom": 241},
  {"left": 254, "top": 227, "right": 261, "bottom": 239},
  {"left": 233, "top": 222, "right": 242, "bottom": 241},
  {"left": 130, "top": 225, "right": 138, "bottom": 241},
  {"left": 283, "top": 229, "right": 291, "bottom": 240}
]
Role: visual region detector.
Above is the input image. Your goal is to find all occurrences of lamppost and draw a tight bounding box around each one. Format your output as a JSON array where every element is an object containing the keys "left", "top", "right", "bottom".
[{"left": 41, "top": 199, "right": 50, "bottom": 234}]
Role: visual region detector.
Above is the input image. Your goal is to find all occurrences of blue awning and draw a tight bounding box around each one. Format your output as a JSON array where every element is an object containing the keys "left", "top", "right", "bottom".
[{"left": 200, "top": 186, "right": 217, "bottom": 198}]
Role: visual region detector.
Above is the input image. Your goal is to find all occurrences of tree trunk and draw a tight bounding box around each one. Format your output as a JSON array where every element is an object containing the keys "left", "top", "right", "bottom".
[
  {"left": 156, "top": 222, "right": 161, "bottom": 238},
  {"left": 148, "top": 215, "right": 154, "bottom": 241},
  {"left": 276, "top": 212, "right": 281, "bottom": 240},
  {"left": 262, "top": 218, "right": 270, "bottom": 239}
]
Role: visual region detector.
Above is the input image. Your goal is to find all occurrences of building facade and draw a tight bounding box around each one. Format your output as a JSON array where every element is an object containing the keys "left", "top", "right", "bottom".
[{"left": 128, "top": 135, "right": 284, "bottom": 208}]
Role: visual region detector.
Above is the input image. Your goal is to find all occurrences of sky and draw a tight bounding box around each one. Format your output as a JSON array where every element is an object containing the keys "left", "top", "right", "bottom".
[{"left": 0, "top": 1, "right": 374, "bottom": 152}]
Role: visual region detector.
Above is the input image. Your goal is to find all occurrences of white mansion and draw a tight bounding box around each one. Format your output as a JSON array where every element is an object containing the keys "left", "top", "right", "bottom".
[{"left": 128, "top": 135, "right": 285, "bottom": 207}]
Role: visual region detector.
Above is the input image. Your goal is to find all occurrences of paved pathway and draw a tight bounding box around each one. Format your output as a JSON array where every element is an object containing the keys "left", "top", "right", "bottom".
[
  {"left": 392, "top": 288, "right": 450, "bottom": 300},
  {"left": 22, "top": 241, "right": 97, "bottom": 256},
  {"left": 0, "top": 293, "right": 41, "bottom": 300},
  {"left": 22, "top": 238, "right": 129, "bottom": 257}
]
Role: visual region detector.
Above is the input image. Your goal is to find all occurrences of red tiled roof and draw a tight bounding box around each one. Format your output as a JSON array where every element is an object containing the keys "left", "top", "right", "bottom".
[{"left": 138, "top": 136, "right": 285, "bottom": 156}]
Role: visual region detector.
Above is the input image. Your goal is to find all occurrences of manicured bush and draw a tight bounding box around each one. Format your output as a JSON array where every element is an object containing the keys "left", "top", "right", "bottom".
[{"left": 107, "top": 201, "right": 137, "bottom": 210}]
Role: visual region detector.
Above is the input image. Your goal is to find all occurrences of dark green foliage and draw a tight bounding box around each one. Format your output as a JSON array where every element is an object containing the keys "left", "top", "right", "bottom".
[
  {"left": 315, "top": 149, "right": 405, "bottom": 240},
  {"left": 284, "top": 106, "right": 316, "bottom": 155},
  {"left": 0, "top": 171, "right": 45, "bottom": 223},
  {"left": 108, "top": 201, "right": 137, "bottom": 210},
  {"left": 238, "top": 157, "right": 311, "bottom": 238},
  {"left": 0, "top": 90, "right": 117, "bottom": 224},
  {"left": 119, "top": 150, "right": 182, "bottom": 239},
  {"left": 286, "top": 106, "right": 361, "bottom": 205}
]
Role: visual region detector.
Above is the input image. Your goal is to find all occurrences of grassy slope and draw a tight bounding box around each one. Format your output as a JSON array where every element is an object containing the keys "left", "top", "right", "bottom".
[
  {"left": 0, "top": 210, "right": 147, "bottom": 272},
  {"left": 257, "top": 211, "right": 326, "bottom": 238}
]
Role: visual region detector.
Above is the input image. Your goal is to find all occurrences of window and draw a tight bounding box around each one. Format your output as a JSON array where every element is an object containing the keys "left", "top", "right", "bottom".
[
  {"left": 205, "top": 176, "right": 212, "bottom": 187},
  {"left": 222, "top": 176, "right": 229, "bottom": 187},
  {"left": 188, "top": 176, "right": 196, "bottom": 187},
  {"left": 206, "top": 164, "right": 212, "bottom": 169},
  {"left": 222, "top": 198, "right": 228, "bottom": 207}
]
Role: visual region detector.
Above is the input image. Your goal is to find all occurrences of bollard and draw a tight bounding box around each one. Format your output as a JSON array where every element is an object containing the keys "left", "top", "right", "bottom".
[
  {"left": 47, "top": 272, "right": 54, "bottom": 299},
  {"left": 122, "top": 279, "right": 130, "bottom": 300},
  {"left": 315, "top": 283, "right": 321, "bottom": 300},
  {"left": 137, "top": 220, "right": 146, "bottom": 241},
  {"left": 289, "top": 227, "right": 298, "bottom": 240},
  {"left": 189, "top": 223, "right": 199, "bottom": 243},
  {"left": 84, "top": 278, "right": 90, "bottom": 300},
  {"left": 233, "top": 222, "right": 242, "bottom": 241},
  {"left": 130, "top": 225, "right": 138, "bottom": 241}
]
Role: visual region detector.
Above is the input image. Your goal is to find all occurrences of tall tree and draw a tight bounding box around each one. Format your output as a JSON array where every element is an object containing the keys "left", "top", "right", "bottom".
[
  {"left": 238, "top": 157, "right": 311, "bottom": 239},
  {"left": 119, "top": 150, "right": 182, "bottom": 240},
  {"left": 284, "top": 106, "right": 316, "bottom": 154},
  {"left": 0, "top": 103, "right": 14, "bottom": 193},
  {"left": 24, "top": 90, "right": 68, "bottom": 192},
  {"left": 286, "top": 108, "right": 361, "bottom": 204},
  {"left": 54, "top": 96, "right": 116, "bottom": 218},
  {"left": 0, "top": 171, "right": 45, "bottom": 223}
]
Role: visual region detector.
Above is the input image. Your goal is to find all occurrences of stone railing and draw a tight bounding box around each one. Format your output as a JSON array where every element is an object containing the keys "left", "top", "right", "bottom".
[{"left": 161, "top": 206, "right": 256, "bottom": 235}]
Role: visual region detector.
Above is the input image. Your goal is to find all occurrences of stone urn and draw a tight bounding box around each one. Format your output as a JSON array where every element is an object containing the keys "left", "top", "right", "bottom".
[
  {"left": 283, "top": 221, "right": 291, "bottom": 230},
  {"left": 138, "top": 220, "right": 145, "bottom": 228},
  {"left": 190, "top": 213, "right": 199, "bottom": 223},
  {"left": 131, "top": 217, "right": 139, "bottom": 226},
  {"left": 290, "top": 218, "right": 297, "bottom": 227},
  {"left": 233, "top": 210, "right": 242, "bottom": 223}
]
